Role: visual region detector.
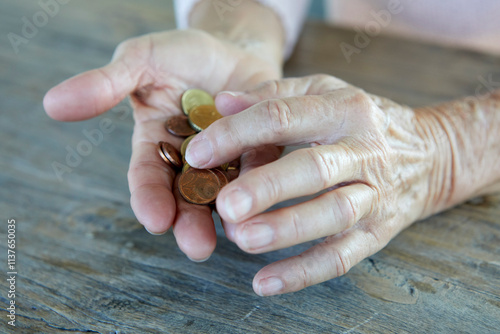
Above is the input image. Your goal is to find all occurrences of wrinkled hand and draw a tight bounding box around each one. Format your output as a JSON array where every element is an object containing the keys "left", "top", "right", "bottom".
[
  {"left": 186, "top": 75, "right": 448, "bottom": 295},
  {"left": 43, "top": 29, "right": 281, "bottom": 261}
]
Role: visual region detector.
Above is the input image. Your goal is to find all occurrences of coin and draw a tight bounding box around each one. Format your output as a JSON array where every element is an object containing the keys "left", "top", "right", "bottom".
[
  {"left": 178, "top": 168, "right": 221, "bottom": 205},
  {"left": 208, "top": 169, "right": 228, "bottom": 204},
  {"left": 181, "top": 89, "right": 214, "bottom": 116},
  {"left": 182, "top": 163, "right": 191, "bottom": 174},
  {"left": 226, "top": 159, "right": 240, "bottom": 182},
  {"left": 180, "top": 134, "right": 197, "bottom": 157},
  {"left": 157, "top": 141, "right": 182, "bottom": 169},
  {"left": 165, "top": 115, "right": 196, "bottom": 137},
  {"left": 159, "top": 89, "right": 233, "bottom": 206},
  {"left": 211, "top": 168, "right": 228, "bottom": 189},
  {"left": 188, "top": 105, "right": 223, "bottom": 132}
]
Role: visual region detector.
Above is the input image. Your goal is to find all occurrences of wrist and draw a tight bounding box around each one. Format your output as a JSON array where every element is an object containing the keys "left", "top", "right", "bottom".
[
  {"left": 188, "top": 0, "right": 285, "bottom": 71},
  {"left": 416, "top": 91, "right": 500, "bottom": 215}
]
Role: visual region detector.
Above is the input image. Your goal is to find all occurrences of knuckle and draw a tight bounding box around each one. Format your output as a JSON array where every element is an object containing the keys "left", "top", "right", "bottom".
[
  {"left": 305, "top": 148, "right": 336, "bottom": 189},
  {"left": 313, "top": 74, "right": 349, "bottom": 92},
  {"left": 256, "top": 170, "right": 282, "bottom": 204},
  {"left": 352, "top": 91, "right": 385, "bottom": 126},
  {"left": 255, "top": 79, "right": 281, "bottom": 96},
  {"left": 219, "top": 117, "right": 242, "bottom": 150},
  {"left": 333, "top": 192, "right": 358, "bottom": 229},
  {"left": 114, "top": 36, "right": 140, "bottom": 57},
  {"left": 292, "top": 255, "right": 313, "bottom": 290},
  {"left": 265, "top": 99, "right": 293, "bottom": 137},
  {"left": 363, "top": 218, "right": 396, "bottom": 251},
  {"left": 287, "top": 210, "right": 302, "bottom": 243},
  {"left": 114, "top": 35, "right": 152, "bottom": 67},
  {"left": 267, "top": 79, "right": 281, "bottom": 95},
  {"left": 310, "top": 73, "right": 331, "bottom": 81},
  {"left": 329, "top": 246, "right": 352, "bottom": 277},
  {"left": 302, "top": 74, "right": 336, "bottom": 95},
  {"left": 351, "top": 89, "right": 373, "bottom": 108},
  {"left": 310, "top": 74, "right": 335, "bottom": 88}
]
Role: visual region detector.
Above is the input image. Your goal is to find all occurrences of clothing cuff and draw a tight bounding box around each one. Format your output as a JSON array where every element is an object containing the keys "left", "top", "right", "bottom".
[{"left": 174, "top": 0, "right": 311, "bottom": 60}]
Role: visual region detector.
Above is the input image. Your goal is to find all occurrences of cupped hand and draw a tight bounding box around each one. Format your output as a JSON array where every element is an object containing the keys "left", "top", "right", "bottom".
[
  {"left": 43, "top": 29, "right": 281, "bottom": 261},
  {"left": 186, "top": 74, "right": 450, "bottom": 295}
]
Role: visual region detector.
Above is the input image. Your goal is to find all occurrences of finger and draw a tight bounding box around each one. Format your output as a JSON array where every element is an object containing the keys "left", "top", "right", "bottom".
[
  {"left": 215, "top": 74, "right": 348, "bottom": 116},
  {"left": 172, "top": 178, "right": 217, "bottom": 262},
  {"left": 233, "top": 184, "right": 375, "bottom": 253},
  {"left": 252, "top": 223, "right": 389, "bottom": 296},
  {"left": 129, "top": 142, "right": 176, "bottom": 234},
  {"left": 220, "top": 144, "right": 282, "bottom": 242},
  {"left": 186, "top": 86, "right": 363, "bottom": 168},
  {"left": 216, "top": 144, "right": 363, "bottom": 223},
  {"left": 44, "top": 38, "right": 149, "bottom": 121},
  {"left": 221, "top": 219, "right": 236, "bottom": 243},
  {"left": 189, "top": 74, "right": 349, "bottom": 168},
  {"left": 128, "top": 117, "right": 183, "bottom": 234}
]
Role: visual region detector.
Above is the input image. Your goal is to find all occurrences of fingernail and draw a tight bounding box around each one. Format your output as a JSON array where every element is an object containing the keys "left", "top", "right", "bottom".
[
  {"left": 239, "top": 223, "right": 274, "bottom": 250},
  {"left": 257, "top": 277, "right": 284, "bottom": 296},
  {"left": 223, "top": 189, "right": 253, "bottom": 221},
  {"left": 187, "top": 255, "right": 211, "bottom": 263},
  {"left": 218, "top": 91, "right": 244, "bottom": 97},
  {"left": 186, "top": 138, "right": 213, "bottom": 167},
  {"left": 145, "top": 227, "right": 166, "bottom": 235}
]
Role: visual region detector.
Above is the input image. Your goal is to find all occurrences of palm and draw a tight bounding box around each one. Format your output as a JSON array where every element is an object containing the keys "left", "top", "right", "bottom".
[
  {"left": 130, "top": 30, "right": 279, "bottom": 122},
  {"left": 44, "top": 29, "right": 280, "bottom": 261}
]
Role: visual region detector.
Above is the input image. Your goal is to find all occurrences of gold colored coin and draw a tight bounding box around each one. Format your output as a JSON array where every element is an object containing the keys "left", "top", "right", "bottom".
[
  {"left": 188, "top": 105, "right": 223, "bottom": 132},
  {"left": 182, "top": 163, "right": 191, "bottom": 173},
  {"left": 181, "top": 89, "right": 214, "bottom": 116},
  {"left": 181, "top": 134, "right": 197, "bottom": 157},
  {"left": 220, "top": 163, "right": 229, "bottom": 171}
]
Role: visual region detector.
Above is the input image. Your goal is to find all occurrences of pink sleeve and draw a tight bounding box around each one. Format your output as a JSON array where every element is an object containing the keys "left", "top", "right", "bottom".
[{"left": 174, "top": 0, "right": 311, "bottom": 59}]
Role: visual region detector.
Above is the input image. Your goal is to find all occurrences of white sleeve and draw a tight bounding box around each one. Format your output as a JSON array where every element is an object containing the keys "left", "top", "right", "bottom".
[{"left": 174, "top": 0, "right": 311, "bottom": 59}]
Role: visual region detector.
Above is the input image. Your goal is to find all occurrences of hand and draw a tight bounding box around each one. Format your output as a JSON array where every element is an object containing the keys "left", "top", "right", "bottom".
[
  {"left": 43, "top": 29, "right": 281, "bottom": 261},
  {"left": 185, "top": 74, "right": 452, "bottom": 295}
]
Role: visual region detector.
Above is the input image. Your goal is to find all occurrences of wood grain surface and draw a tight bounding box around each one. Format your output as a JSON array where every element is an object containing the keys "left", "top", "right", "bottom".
[{"left": 1, "top": 1, "right": 499, "bottom": 333}]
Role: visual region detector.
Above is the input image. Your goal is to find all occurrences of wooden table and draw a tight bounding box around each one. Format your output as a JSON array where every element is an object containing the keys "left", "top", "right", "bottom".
[{"left": 1, "top": 1, "right": 499, "bottom": 333}]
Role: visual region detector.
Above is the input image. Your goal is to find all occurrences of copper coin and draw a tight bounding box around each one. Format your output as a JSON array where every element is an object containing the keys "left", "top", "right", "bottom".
[
  {"left": 208, "top": 169, "right": 228, "bottom": 205},
  {"left": 178, "top": 169, "right": 221, "bottom": 205},
  {"left": 211, "top": 168, "right": 228, "bottom": 189},
  {"left": 165, "top": 115, "right": 197, "bottom": 137},
  {"left": 157, "top": 141, "right": 182, "bottom": 169},
  {"left": 188, "top": 105, "right": 223, "bottom": 132}
]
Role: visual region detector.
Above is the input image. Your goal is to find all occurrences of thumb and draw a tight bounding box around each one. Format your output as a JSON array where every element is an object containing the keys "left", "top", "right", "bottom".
[{"left": 44, "top": 54, "right": 145, "bottom": 122}]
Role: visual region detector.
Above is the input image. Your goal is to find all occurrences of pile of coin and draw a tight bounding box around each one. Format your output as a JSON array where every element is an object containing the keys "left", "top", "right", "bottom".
[{"left": 157, "top": 89, "right": 238, "bottom": 205}]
